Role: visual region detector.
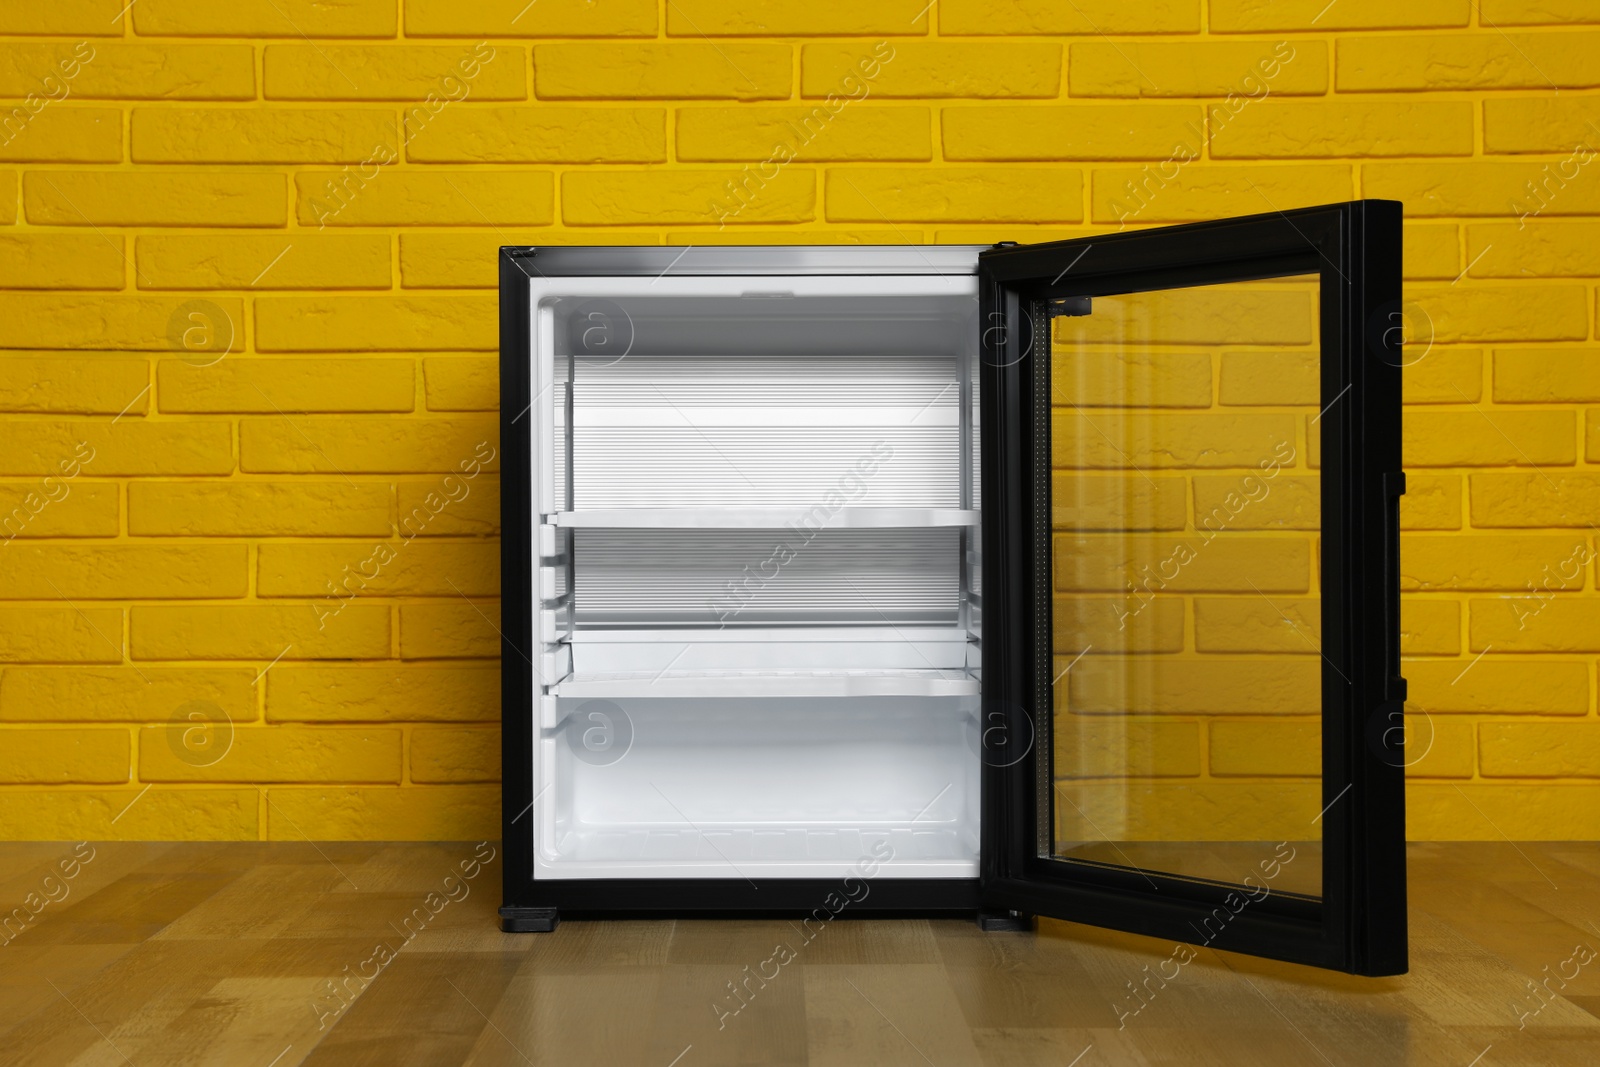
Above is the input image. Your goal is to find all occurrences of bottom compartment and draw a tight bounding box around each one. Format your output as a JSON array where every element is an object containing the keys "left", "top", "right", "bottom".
[{"left": 533, "top": 696, "right": 981, "bottom": 880}]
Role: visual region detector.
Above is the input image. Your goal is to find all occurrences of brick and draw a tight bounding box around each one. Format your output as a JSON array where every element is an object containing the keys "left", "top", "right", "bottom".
[
  {"left": 1056, "top": 780, "right": 1319, "bottom": 842},
  {"left": 1409, "top": 783, "right": 1600, "bottom": 838},
  {"left": 1404, "top": 410, "right": 1575, "bottom": 467},
  {"left": 241, "top": 416, "right": 498, "bottom": 473},
  {"left": 826, "top": 168, "right": 1080, "bottom": 223},
  {"left": 1582, "top": 411, "right": 1600, "bottom": 462},
  {"left": 1068, "top": 285, "right": 1315, "bottom": 346},
  {"left": 667, "top": 0, "right": 932, "bottom": 34},
  {"left": 0, "top": 0, "right": 127, "bottom": 35},
  {"left": 137, "top": 233, "right": 390, "bottom": 292},
  {"left": 0, "top": 545, "right": 246, "bottom": 600},
  {"left": 0, "top": 357, "right": 148, "bottom": 414},
  {"left": 398, "top": 232, "right": 659, "bottom": 288},
  {"left": 1405, "top": 223, "right": 1459, "bottom": 281},
  {"left": 1068, "top": 658, "right": 1319, "bottom": 714},
  {"left": 1402, "top": 534, "right": 1589, "bottom": 592},
  {"left": 1469, "top": 597, "right": 1600, "bottom": 652},
  {"left": 0, "top": 608, "right": 122, "bottom": 664},
  {"left": 0, "top": 171, "right": 13, "bottom": 224},
  {"left": 255, "top": 295, "right": 497, "bottom": 352},
  {"left": 397, "top": 477, "right": 499, "bottom": 536},
  {"left": 1481, "top": 0, "right": 1600, "bottom": 24},
  {"left": 267, "top": 666, "right": 499, "bottom": 723},
  {"left": 1339, "top": 33, "right": 1600, "bottom": 91},
  {"left": 0, "top": 667, "right": 256, "bottom": 723},
  {"left": 132, "top": 604, "right": 391, "bottom": 660},
  {"left": 24, "top": 173, "right": 284, "bottom": 227},
  {"left": 265, "top": 44, "right": 524, "bottom": 101},
  {"left": 1482, "top": 724, "right": 1600, "bottom": 777},
  {"left": 534, "top": 43, "right": 790, "bottom": 100},
  {"left": 411, "top": 726, "right": 500, "bottom": 782},
  {"left": 804, "top": 42, "right": 1058, "bottom": 99},
  {"left": 669, "top": 229, "right": 912, "bottom": 245},
  {"left": 1193, "top": 474, "right": 1319, "bottom": 531},
  {"left": 1068, "top": 41, "right": 1325, "bottom": 98},
  {"left": 133, "top": 109, "right": 397, "bottom": 165},
  {"left": 0, "top": 481, "right": 118, "bottom": 539},
  {"left": 296, "top": 170, "right": 553, "bottom": 227},
  {"left": 1091, "top": 164, "right": 1351, "bottom": 224},
  {"left": 0, "top": 421, "right": 233, "bottom": 476},
  {"left": 0, "top": 783, "right": 256, "bottom": 844},
  {"left": 129, "top": 481, "right": 393, "bottom": 537},
  {"left": 0, "top": 234, "right": 125, "bottom": 290},
  {"left": 680, "top": 106, "right": 930, "bottom": 163},
  {"left": 1483, "top": 97, "right": 1600, "bottom": 154},
  {"left": 1053, "top": 597, "right": 1183, "bottom": 654},
  {"left": 411, "top": 106, "right": 664, "bottom": 163},
  {"left": 139, "top": 725, "right": 402, "bottom": 783},
  {"left": 1495, "top": 347, "right": 1600, "bottom": 402},
  {"left": 135, "top": 0, "right": 397, "bottom": 37},
  {"left": 943, "top": 105, "right": 1202, "bottom": 161},
  {"left": 1401, "top": 475, "right": 1462, "bottom": 530},
  {"left": 404, "top": 0, "right": 654, "bottom": 37},
  {"left": 1212, "top": 101, "right": 1473, "bottom": 158},
  {"left": 424, "top": 358, "right": 496, "bottom": 411},
  {"left": 1054, "top": 413, "right": 1297, "bottom": 468},
  {"left": 264, "top": 784, "right": 496, "bottom": 840},
  {"left": 1053, "top": 720, "right": 1201, "bottom": 778},
  {"left": 1407, "top": 659, "right": 1589, "bottom": 714},
  {"left": 1365, "top": 162, "right": 1600, "bottom": 217},
  {"left": 258, "top": 542, "right": 498, "bottom": 598},
  {"left": 157, "top": 359, "right": 416, "bottom": 414},
  {"left": 564, "top": 169, "right": 815, "bottom": 226},
  {"left": 1052, "top": 474, "right": 1187, "bottom": 531},
  {"left": 939, "top": 0, "right": 1199, "bottom": 34},
  {"left": 0, "top": 108, "right": 121, "bottom": 162},
  {"left": 1402, "top": 598, "right": 1460, "bottom": 655},
  {"left": 0, "top": 295, "right": 246, "bottom": 353},
  {"left": 1210, "top": 0, "right": 1468, "bottom": 31},
  {"left": 1405, "top": 350, "right": 1483, "bottom": 404},
  {"left": 0, "top": 729, "right": 128, "bottom": 784},
  {"left": 1052, "top": 348, "right": 1211, "bottom": 407},
  {"left": 0, "top": 788, "right": 258, "bottom": 840},
  {"left": 1471, "top": 473, "right": 1600, "bottom": 528},
  {"left": 400, "top": 602, "right": 500, "bottom": 659},
  {"left": 1404, "top": 719, "right": 1476, "bottom": 778},
  {"left": 1469, "top": 222, "right": 1600, "bottom": 279},
  {"left": 1209, "top": 720, "right": 1318, "bottom": 777},
  {"left": 1057, "top": 536, "right": 1310, "bottom": 593},
  {"left": 1219, "top": 350, "right": 1316, "bottom": 406},
  {"left": 1193, "top": 596, "right": 1321, "bottom": 653},
  {"left": 0, "top": 44, "right": 254, "bottom": 99},
  {"left": 1407, "top": 285, "right": 1589, "bottom": 343}
]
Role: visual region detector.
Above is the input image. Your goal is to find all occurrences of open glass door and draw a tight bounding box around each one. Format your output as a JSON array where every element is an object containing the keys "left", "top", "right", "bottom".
[{"left": 976, "top": 201, "right": 1406, "bottom": 975}]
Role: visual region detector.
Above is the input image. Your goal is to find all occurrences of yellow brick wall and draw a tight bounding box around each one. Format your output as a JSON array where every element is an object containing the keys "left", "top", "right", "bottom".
[{"left": 0, "top": 0, "right": 1595, "bottom": 841}]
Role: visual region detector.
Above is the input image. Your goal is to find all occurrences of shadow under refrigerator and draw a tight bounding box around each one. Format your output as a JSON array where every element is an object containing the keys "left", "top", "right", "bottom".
[{"left": 499, "top": 200, "right": 1409, "bottom": 976}]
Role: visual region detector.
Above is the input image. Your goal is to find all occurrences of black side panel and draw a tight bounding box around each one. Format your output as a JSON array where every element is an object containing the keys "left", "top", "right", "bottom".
[{"left": 499, "top": 249, "right": 535, "bottom": 909}]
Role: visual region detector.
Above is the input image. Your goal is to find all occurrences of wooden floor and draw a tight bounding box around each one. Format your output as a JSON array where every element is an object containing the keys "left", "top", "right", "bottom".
[{"left": 0, "top": 843, "right": 1597, "bottom": 1065}]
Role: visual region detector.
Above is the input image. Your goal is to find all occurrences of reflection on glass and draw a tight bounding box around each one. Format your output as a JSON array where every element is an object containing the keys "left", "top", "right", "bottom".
[{"left": 1048, "top": 275, "right": 1323, "bottom": 899}]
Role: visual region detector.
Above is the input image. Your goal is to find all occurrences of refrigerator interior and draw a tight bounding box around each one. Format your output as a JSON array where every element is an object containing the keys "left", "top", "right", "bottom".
[{"left": 530, "top": 274, "right": 983, "bottom": 880}]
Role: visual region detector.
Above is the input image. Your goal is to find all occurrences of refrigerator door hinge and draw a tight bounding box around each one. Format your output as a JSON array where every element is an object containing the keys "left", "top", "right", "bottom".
[
  {"left": 1045, "top": 296, "right": 1091, "bottom": 318},
  {"left": 1387, "top": 676, "right": 1408, "bottom": 703},
  {"left": 1385, "top": 471, "right": 1407, "bottom": 497}
]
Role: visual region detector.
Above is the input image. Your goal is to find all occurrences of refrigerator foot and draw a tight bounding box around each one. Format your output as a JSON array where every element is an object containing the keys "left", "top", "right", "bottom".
[
  {"left": 500, "top": 906, "right": 560, "bottom": 933},
  {"left": 976, "top": 910, "right": 1033, "bottom": 932}
]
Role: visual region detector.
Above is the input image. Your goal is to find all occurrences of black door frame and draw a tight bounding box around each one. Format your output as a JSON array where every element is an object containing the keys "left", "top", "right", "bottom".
[{"left": 976, "top": 200, "right": 1407, "bottom": 976}]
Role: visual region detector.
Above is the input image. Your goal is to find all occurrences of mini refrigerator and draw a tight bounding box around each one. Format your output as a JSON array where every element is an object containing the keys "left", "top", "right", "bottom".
[{"left": 498, "top": 200, "right": 1409, "bottom": 976}]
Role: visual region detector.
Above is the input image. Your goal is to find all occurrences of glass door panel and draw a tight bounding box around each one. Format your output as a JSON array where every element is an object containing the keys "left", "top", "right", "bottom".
[
  {"left": 977, "top": 201, "right": 1407, "bottom": 976},
  {"left": 1051, "top": 274, "right": 1324, "bottom": 900}
]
